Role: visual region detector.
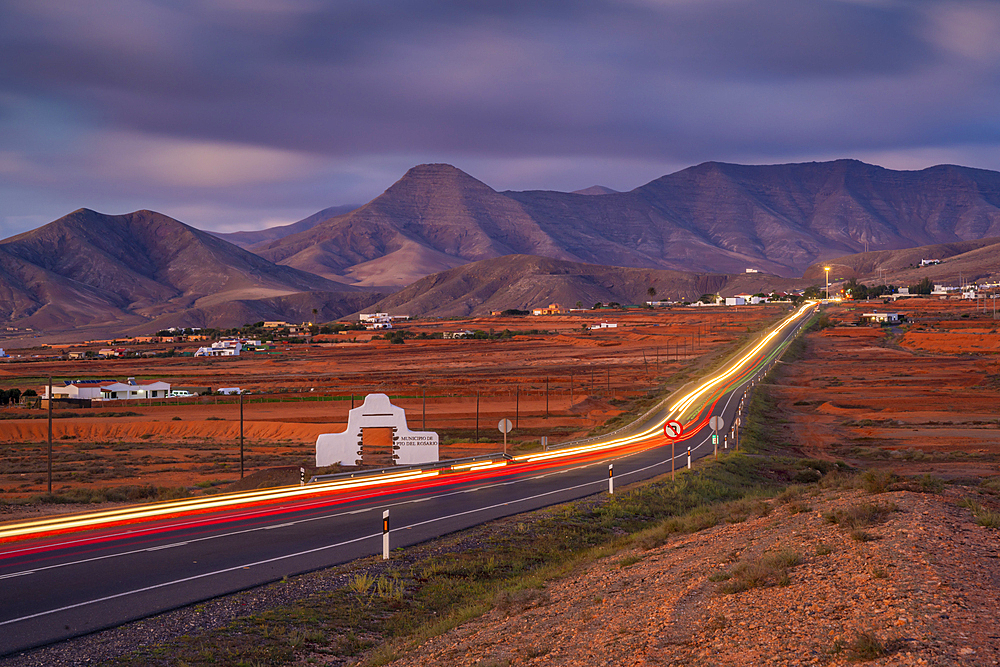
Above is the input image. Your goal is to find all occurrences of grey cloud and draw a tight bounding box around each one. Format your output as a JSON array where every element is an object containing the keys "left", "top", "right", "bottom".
[{"left": 2, "top": 0, "right": 1000, "bottom": 236}]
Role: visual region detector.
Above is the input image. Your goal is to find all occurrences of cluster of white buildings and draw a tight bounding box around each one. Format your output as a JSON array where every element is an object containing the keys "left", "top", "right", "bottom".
[
  {"left": 359, "top": 312, "right": 409, "bottom": 330},
  {"left": 193, "top": 339, "right": 257, "bottom": 357}
]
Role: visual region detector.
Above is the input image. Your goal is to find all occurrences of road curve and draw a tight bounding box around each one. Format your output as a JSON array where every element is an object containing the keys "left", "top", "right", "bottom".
[{"left": 0, "top": 303, "right": 816, "bottom": 655}]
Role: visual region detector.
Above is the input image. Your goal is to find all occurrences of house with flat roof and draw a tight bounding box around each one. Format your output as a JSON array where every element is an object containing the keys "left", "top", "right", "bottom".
[
  {"left": 532, "top": 303, "right": 566, "bottom": 316},
  {"left": 43, "top": 378, "right": 172, "bottom": 401},
  {"left": 862, "top": 312, "right": 902, "bottom": 325}
]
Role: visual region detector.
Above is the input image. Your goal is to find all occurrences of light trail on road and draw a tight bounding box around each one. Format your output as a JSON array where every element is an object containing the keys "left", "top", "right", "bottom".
[{"left": 0, "top": 301, "right": 815, "bottom": 549}]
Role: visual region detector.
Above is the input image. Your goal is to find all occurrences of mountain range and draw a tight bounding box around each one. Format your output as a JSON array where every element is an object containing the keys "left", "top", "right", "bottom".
[
  {"left": 251, "top": 160, "right": 1000, "bottom": 286},
  {"left": 3, "top": 159, "right": 1000, "bottom": 338}
]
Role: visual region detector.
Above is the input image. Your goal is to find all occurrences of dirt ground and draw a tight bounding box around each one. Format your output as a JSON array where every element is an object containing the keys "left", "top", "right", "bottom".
[
  {"left": 768, "top": 297, "right": 1000, "bottom": 480},
  {"left": 0, "top": 307, "right": 784, "bottom": 502}
]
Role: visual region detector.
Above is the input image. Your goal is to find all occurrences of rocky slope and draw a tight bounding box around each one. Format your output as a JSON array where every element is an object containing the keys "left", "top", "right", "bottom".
[
  {"left": 384, "top": 487, "right": 1000, "bottom": 667},
  {"left": 365, "top": 254, "right": 810, "bottom": 318}
]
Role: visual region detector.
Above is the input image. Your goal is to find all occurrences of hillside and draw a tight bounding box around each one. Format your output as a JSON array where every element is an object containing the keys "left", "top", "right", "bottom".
[
  {"left": 0, "top": 209, "right": 376, "bottom": 334},
  {"left": 366, "top": 254, "right": 810, "bottom": 318},
  {"left": 256, "top": 160, "right": 1000, "bottom": 287},
  {"left": 802, "top": 237, "right": 1000, "bottom": 284}
]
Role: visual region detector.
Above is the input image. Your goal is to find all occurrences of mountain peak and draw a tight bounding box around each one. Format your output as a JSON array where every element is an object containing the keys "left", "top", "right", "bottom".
[{"left": 572, "top": 185, "right": 619, "bottom": 196}]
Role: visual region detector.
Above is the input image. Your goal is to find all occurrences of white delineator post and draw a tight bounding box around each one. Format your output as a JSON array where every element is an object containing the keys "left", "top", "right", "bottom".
[
  {"left": 382, "top": 510, "right": 390, "bottom": 560},
  {"left": 608, "top": 464, "right": 614, "bottom": 494},
  {"left": 687, "top": 444, "right": 691, "bottom": 469}
]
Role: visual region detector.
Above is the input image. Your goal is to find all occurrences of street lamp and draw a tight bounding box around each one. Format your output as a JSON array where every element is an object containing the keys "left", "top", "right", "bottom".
[{"left": 824, "top": 266, "right": 831, "bottom": 301}]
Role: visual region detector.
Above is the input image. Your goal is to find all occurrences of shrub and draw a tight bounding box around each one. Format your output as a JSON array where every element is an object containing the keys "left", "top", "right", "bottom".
[
  {"left": 861, "top": 469, "right": 896, "bottom": 494},
  {"left": 717, "top": 549, "right": 801, "bottom": 594}
]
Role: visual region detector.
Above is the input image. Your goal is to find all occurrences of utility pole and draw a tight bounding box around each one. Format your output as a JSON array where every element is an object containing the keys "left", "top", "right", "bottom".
[
  {"left": 240, "top": 391, "right": 244, "bottom": 479},
  {"left": 515, "top": 385, "right": 519, "bottom": 428},
  {"left": 475, "top": 391, "right": 480, "bottom": 443},
  {"left": 47, "top": 376, "right": 53, "bottom": 494}
]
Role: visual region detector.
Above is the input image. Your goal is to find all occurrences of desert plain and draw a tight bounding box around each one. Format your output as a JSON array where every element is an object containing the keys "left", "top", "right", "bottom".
[{"left": 0, "top": 306, "right": 779, "bottom": 505}]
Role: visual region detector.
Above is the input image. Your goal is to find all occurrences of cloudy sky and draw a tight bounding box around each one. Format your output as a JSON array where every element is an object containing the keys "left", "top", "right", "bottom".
[{"left": 2, "top": 0, "right": 1000, "bottom": 237}]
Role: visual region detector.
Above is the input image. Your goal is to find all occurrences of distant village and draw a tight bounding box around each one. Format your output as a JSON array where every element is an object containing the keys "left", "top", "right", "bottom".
[{"left": 2, "top": 274, "right": 996, "bottom": 377}]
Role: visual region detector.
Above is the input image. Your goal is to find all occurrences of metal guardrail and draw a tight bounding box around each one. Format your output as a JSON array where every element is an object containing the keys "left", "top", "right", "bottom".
[{"left": 307, "top": 452, "right": 511, "bottom": 484}]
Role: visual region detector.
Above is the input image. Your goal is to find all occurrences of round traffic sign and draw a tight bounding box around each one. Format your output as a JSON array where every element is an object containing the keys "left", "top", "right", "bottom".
[
  {"left": 710, "top": 415, "right": 725, "bottom": 431},
  {"left": 664, "top": 419, "right": 683, "bottom": 438},
  {"left": 498, "top": 418, "right": 513, "bottom": 434}
]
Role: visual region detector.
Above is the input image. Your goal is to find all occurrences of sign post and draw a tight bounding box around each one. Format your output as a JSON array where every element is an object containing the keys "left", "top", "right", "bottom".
[
  {"left": 664, "top": 420, "right": 683, "bottom": 481},
  {"left": 608, "top": 464, "right": 614, "bottom": 495},
  {"left": 710, "top": 415, "right": 725, "bottom": 461},
  {"left": 498, "top": 418, "right": 513, "bottom": 455}
]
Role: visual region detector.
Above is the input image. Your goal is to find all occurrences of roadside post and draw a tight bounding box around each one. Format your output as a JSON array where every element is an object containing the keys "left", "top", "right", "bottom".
[
  {"left": 498, "top": 418, "right": 513, "bottom": 455},
  {"left": 710, "top": 416, "right": 725, "bottom": 461},
  {"left": 687, "top": 443, "right": 692, "bottom": 469},
  {"left": 382, "top": 510, "right": 390, "bottom": 560},
  {"left": 664, "top": 420, "right": 683, "bottom": 480},
  {"left": 608, "top": 464, "right": 614, "bottom": 494}
]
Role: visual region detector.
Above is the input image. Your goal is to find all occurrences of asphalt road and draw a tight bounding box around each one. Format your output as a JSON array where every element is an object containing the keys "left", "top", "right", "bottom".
[{"left": 0, "top": 304, "right": 815, "bottom": 656}]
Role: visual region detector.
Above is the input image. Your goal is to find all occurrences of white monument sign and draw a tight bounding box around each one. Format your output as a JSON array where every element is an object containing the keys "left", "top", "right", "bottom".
[{"left": 315, "top": 393, "right": 439, "bottom": 467}]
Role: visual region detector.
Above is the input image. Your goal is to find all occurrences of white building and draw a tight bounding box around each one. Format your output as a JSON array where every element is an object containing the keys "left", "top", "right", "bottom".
[
  {"left": 725, "top": 297, "right": 746, "bottom": 306},
  {"left": 194, "top": 340, "right": 242, "bottom": 357},
  {"left": 920, "top": 259, "right": 941, "bottom": 266},
  {"left": 43, "top": 378, "right": 172, "bottom": 401},
  {"left": 589, "top": 322, "right": 618, "bottom": 329},
  {"left": 862, "top": 312, "right": 901, "bottom": 324}
]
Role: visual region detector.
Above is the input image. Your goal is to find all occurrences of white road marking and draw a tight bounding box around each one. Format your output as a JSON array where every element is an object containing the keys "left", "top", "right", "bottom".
[
  {"left": 0, "top": 532, "right": 380, "bottom": 628},
  {"left": 145, "top": 541, "right": 188, "bottom": 551}
]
